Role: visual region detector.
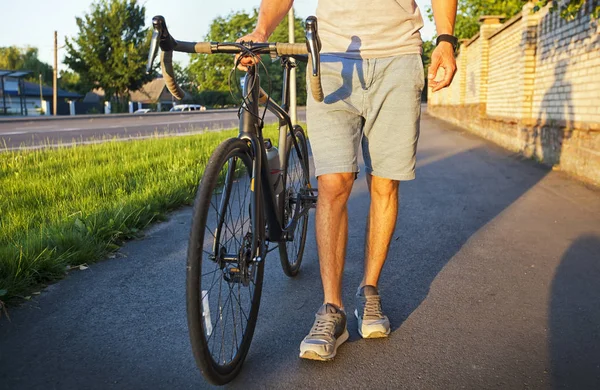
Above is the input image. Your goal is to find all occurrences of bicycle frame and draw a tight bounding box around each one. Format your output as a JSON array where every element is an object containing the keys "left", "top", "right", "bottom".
[{"left": 238, "top": 61, "right": 313, "bottom": 245}]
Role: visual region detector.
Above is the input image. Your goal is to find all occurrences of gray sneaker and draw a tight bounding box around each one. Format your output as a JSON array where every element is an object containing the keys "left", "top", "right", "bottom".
[
  {"left": 299, "top": 303, "right": 349, "bottom": 361},
  {"left": 354, "top": 285, "right": 391, "bottom": 338}
]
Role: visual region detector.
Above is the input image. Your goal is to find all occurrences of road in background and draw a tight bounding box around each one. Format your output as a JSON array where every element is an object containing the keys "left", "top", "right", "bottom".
[{"left": 0, "top": 108, "right": 306, "bottom": 150}]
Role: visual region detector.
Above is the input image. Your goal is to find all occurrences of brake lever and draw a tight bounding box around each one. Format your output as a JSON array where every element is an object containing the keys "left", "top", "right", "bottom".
[
  {"left": 146, "top": 19, "right": 161, "bottom": 74},
  {"left": 305, "top": 16, "right": 321, "bottom": 77},
  {"left": 147, "top": 16, "right": 178, "bottom": 74}
]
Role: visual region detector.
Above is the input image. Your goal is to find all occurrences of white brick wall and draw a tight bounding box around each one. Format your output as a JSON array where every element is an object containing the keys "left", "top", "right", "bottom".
[
  {"left": 465, "top": 38, "right": 482, "bottom": 104},
  {"left": 487, "top": 17, "right": 524, "bottom": 118},
  {"left": 533, "top": 6, "right": 600, "bottom": 124},
  {"left": 429, "top": 3, "right": 600, "bottom": 126}
]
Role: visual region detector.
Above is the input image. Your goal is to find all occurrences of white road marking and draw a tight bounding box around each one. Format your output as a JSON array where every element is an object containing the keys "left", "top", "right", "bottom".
[
  {"left": 12, "top": 125, "right": 56, "bottom": 130},
  {"left": 0, "top": 110, "right": 299, "bottom": 141},
  {"left": 1, "top": 128, "right": 219, "bottom": 151},
  {"left": 0, "top": 116, "right": 241, "bottom": 135}
]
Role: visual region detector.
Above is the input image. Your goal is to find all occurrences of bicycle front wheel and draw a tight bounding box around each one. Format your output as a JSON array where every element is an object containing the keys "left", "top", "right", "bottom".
[
  {"left": 186, "top": 138, "right": 264, "bottom": 385},
  {"left": 279, "top": 125, "right": 311, "bottom": 277}
]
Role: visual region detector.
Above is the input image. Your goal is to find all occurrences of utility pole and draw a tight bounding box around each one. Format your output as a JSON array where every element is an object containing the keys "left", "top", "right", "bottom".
[
  {"left": 53, "top": 31, "right": 58, "bottom": 116},
  {"left": 288, "top": 8, "right": 297, "bottom": 125},
  {"left": 39, "top": 74, "right": 43, "bottom": 114}
]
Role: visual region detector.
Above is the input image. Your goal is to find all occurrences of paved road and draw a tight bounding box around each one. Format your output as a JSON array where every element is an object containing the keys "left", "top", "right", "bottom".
[
  {"left": 0, "top": 109, "right": 306, "bottom": 150},
  {"left": 1, "top": 112, "right": 599, "bottom": 389}
]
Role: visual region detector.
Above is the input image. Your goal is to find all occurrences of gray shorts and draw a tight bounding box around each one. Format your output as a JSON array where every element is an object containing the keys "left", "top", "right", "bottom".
[{"left": 306, "top": 54, "right": 424, "bottom": 180}]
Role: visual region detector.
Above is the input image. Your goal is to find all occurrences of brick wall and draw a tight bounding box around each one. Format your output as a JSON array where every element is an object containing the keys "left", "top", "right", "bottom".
[
  {"left": 428, "top": 1, "right": 600, "bottom": 186},
  {"left": 465, "top": 37, "right": 482, "bottom": 104},
  {"left": 533, "top": 3, "right": 600, "bottom": 125},
  {"left": 487, "top": 16, "right": 524, "bottom": 119}
]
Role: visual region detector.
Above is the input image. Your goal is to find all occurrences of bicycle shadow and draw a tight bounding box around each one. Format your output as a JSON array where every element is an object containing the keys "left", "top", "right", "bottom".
[{"left": 549, "top": 234, "right": 600, "bottom": 388}]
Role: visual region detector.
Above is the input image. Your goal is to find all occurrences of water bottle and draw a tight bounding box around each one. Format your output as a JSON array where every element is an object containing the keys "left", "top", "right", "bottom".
[{"left": 264, "top": 139, "right": 283, "bottom": 196}]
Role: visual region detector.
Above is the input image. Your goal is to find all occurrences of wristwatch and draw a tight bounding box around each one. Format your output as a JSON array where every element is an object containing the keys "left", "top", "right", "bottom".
[{"left": 436, "top": 34, "right": 459, "bottom": 52}]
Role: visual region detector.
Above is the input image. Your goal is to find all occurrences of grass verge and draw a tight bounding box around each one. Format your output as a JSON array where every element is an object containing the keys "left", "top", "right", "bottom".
[{"left": 0, "top": 124, "right": 283, "bottom": 303}]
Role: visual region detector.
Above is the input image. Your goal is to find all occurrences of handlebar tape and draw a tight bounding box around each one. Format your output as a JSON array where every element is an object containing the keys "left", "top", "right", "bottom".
[
  {"left": 161, "top": 51, "right": 185, "bottom": 100},
  {"left": 308, "top": 54, "right": 324, "bottom": 103}
]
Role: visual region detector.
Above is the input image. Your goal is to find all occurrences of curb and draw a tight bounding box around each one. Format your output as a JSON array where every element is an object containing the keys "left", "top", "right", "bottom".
[{"left": 0, "top": 108, "right": 241, "bottom": 124}]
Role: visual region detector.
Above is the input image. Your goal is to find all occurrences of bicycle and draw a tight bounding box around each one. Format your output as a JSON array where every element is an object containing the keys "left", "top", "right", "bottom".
[{"left": 146, "top": 15, "right": 323, "bottom": 385}]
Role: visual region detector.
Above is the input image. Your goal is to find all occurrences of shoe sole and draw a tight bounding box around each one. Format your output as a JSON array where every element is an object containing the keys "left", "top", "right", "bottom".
[
  {"left": 355, "top": 309, "right": 391, "bottom": 339},
  {"left": 299, "top": 329, "right": 349, "bottom": 361}
]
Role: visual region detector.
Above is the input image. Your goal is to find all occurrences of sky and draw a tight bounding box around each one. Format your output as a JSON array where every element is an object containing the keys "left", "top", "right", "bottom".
[{"left": 1, "top": 0, "right": 435, "bottom": 71}]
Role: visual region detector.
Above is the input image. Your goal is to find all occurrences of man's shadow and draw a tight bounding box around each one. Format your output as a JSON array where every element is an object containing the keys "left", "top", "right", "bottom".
[
  {"left": 526, "top": 59, "right": 574, "bottom": 166},
  {"left": 371, "top": 144, "right": 549, "bottom": 332},
  {"left": 549, "top": 234, "right": 600, "bottom": 388},
  {"left": 323, "top": 36, "right": 365, "bottom": 104}
]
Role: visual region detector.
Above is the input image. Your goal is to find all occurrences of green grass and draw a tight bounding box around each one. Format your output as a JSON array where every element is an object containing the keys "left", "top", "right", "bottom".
[{"left": 0, "top": 125, "right": 282, "bottom": 302}]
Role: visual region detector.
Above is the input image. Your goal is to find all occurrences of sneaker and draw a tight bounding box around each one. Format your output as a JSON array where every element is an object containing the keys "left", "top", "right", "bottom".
[
  {"left": 299, "top": 303, "right": 349, "bottom": 361},
  {"left": 354, "top": 285, "right": 391, "bottom": 338}
]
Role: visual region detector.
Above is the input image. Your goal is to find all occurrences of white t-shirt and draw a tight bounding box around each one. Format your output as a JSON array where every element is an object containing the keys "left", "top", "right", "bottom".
[{"left": 316, "top": 0, "right": 424, "bottom": 58}]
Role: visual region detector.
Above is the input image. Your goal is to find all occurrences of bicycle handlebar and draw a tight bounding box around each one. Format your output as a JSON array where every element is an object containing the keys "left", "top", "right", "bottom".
[{"left": 147, "top": 15, "right": 324, "bottom": 103}]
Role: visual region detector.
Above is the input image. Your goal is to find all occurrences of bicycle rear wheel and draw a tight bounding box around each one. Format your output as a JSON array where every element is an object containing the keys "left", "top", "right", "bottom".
[
  {"left": 279, "top": 125, "right": 311, "bottom": 277},
  {"left": 186, "top": 138, "right": 264, "bottom": 385}
]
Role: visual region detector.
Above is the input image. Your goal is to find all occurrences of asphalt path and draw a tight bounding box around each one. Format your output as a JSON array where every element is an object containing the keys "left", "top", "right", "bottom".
[
  {"left": 0, "top": 109, "right": 306, "bottom": 150},
  {"left": 1, "top": 111, "right": 600, "bottom": 389}
]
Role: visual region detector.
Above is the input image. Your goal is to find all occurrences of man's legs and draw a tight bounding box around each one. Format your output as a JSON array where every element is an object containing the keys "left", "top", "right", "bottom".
[
  {"left": 314, "top": 173, "right": 399, "bottom": 304},
  {"left": 362, "top": 174, "right": 399, "bottom": 288},
  {"left": 315, "top": 172, "right": 355, "bottom": 308},
  {"left": 351, "top": 174, "right": 398, "bottom": 338},
  {"left": 299, "top": 172, "right": 354, "bottom": 360}
]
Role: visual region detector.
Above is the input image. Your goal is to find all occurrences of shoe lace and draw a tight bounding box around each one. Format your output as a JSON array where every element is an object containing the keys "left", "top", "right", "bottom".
[
  {"left": 364, "top": 295, "right": 384, "bottom": 318},
  {"left": 310, "top": 315, "right": 338, "bottom": 337}
]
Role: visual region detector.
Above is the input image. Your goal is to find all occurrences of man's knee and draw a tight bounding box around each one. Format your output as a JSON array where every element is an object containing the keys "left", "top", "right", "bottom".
[
  {"left": 318, "top": 173, "right": 355, "bottom": 203},
  {"left": 368, "top": 175, "right": 399, "bottom": 198}
]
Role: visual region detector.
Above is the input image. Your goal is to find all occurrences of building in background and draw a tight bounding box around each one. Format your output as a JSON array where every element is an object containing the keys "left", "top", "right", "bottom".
[
  {"left": 0, "top": 70, "right": 81, "bottom": 116},
  {"left": 129, "top": 77, "right": 184, "bottom": 112}
]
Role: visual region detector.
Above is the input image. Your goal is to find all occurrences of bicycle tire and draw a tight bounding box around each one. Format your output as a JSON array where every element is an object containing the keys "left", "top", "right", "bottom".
[
  {"left": 186, "top": 138, "right": 264, "bottom": 385},
  {"left": 279, "top": 125, "right": 311, "bottom": 277}
]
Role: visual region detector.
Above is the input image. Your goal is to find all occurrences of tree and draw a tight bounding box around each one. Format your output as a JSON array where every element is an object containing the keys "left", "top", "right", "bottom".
[
  {"left": 420, "top": 39, "right": 436, "bottom": 101},
  {"left": 428, "top": 0, "right": 599, "bottom": 41},
  {"left": 427, "top": 1, "right": 526, "bottom": 40},
  {"left": 0, "top": 46, "right": 53, "bottom": 82},
  {"left": 64, "top": 0, "right": 153, "bottom": 112},
  {"left": 187, "top": 9, "right": 308, "bottom": 106},
  {"left": 533, "top": 0, "right": 600, "bottom": 20},
  {"left": 188, "top": 11, "right": 257, "bottom": 92},
  {"left": 58, "top": 70, "right": 90, "bottom": 94}
]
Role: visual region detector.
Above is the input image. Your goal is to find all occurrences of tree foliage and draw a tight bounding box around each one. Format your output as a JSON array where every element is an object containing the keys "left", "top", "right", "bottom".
[
  {"left": 0, "top": 46, "right": 53, "bottom": 83},
  {"left": 533, "top": 0, "right": 600, "bottom": 20},
  {"left": 420, "top": 39, "right": 435, "bottom": 101},
  {"left": 428, "top": 0, "right": 599, "bottom": 40},
  {"left": 187, "top": 9, "right": 308, "bottom": 106},
  {"left": 428, "top": 1, "right": 526, "bottom": 40},
  {"left": 64, "top": 0, "right": 153, "bottom": 112},
  {"left": 58, "top": 70, "right": 90, "bottom": 94}
]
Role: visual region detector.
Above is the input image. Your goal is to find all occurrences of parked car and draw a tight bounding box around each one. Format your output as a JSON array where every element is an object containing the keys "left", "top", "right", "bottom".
[
  {"left": 134, "top": 108, "right": 152, "bottom": 114},
  {"left": 170, "top": 104, "right": 206, "bottom": 112}
]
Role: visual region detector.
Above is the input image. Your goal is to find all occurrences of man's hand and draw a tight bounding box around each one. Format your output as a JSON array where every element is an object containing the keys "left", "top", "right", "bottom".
[
  {"left": 428, "top": 42, "right": 457, "bottom": 92},
  {"left": 235, "top": 31, "right": 268, "bottom": 71}
]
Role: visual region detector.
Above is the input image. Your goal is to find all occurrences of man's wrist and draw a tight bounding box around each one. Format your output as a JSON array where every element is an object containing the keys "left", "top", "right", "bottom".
[
  {"left": 252, "top": 29, "right": 269, "bottom": 41},
  {"left": 436, "top": 41, "right": 454, "bottom": 50},
  {"left": 436, "top": 34, "right": 458, "bottom": 52}
]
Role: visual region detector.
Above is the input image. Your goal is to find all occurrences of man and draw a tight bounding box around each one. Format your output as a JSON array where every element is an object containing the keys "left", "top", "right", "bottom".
[{"left": 239, "top": 0, "right": 457, "bottom": 360}]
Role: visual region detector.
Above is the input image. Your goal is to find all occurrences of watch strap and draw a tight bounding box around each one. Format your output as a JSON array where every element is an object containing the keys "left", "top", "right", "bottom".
[{"left": 436, "top": 34, "right": 458, "bottom": 51}]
